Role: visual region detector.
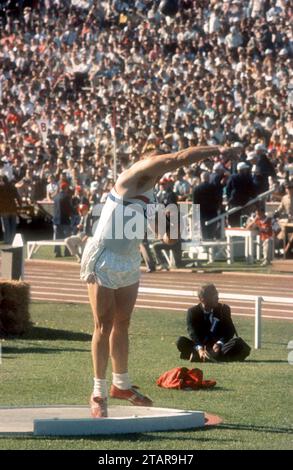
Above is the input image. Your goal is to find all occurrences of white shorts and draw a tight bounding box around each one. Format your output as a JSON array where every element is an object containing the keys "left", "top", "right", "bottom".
[{"left": 94, "top": 248, "right": 141, "bottom": 289}]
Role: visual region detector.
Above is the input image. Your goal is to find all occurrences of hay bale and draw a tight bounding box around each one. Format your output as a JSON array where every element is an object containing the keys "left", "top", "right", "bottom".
[{"left": 0, "top": 280, "right": 31, "bottom": 336}]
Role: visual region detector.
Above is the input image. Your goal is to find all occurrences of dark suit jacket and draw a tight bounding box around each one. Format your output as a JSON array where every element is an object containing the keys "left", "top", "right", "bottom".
[
  {"left": 187, "top": 303, "right": 236, "bottom": 347},
  {"left": 53, "top": 191, "right": 73, "bottom": 225},
  {"left": 192, "top": 181, "right": 220, "bottom": 218},
  {"left": 226, "top": 173, "right": 256, "bottom": 207}
]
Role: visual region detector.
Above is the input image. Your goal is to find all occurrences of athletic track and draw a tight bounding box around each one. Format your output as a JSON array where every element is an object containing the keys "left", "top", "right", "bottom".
[{"left": 25, "top": 260, "right": 293, "bottom": 322}]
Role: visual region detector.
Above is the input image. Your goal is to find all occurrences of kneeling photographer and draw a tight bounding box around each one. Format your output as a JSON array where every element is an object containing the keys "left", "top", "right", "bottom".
[{"left": 176, "top": 283, "right": 250, "bottom": 363}]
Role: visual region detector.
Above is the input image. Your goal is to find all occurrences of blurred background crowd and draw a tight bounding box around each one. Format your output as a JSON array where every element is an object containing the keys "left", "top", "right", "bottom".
[{"left": 0, "top": 0, "right": 292, "bottom": 263}]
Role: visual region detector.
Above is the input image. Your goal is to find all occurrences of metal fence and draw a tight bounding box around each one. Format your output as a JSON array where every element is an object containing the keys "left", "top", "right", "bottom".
[{"left": 139, "top": 287, "right": 293, "bottom": 349}]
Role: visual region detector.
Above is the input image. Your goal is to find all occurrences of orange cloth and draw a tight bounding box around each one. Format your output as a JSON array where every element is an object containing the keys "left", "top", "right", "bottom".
[{"left": 156, "top": 367, "right": 216, "bottom": 390}]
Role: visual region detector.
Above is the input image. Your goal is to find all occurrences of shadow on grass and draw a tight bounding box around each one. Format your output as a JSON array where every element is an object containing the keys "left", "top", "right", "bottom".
[
  {"left": 246, "top": 359, "right": 288, "bottom": 364},
  {"left": 13, "top": 423, "right": 293, "bottom": 443},
  {"left": 32, "top": 421, "right": 293, "bottom": 442},
  {"left": 265, "top": 341, "right": 291, "bottom": 346},
  {"left": 22, "top": 327, "right": 91, "bottom": 342},
  {"left": 2, "top": 345, "right": 89, "bottom": 355},
  {"left": 219, "top": 423, "right": 293, "bottom": 435},
  {"left": 0, "top": 426, "right": 233, "bottom": 444},
  {"left": 181, "top": 386, "right": 232, "bottom": 392},
  {"left": 1, "top": 422, "right": 291, "bottom": 443}
]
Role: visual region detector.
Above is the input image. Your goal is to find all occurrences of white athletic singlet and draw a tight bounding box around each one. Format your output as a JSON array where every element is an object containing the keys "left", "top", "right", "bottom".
[{"left": 80, "top": 187, "right": 156, "bottom": 288}]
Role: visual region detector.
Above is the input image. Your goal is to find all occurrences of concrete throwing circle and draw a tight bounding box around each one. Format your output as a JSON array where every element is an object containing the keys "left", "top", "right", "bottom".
[{"left": 0, "top": 405, "right": 220, "bottom": 436}]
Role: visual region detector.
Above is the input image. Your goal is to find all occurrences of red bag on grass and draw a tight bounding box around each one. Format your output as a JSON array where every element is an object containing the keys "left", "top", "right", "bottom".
[{"left": 156, "top": 367, "right": 216, "bottom": 390}]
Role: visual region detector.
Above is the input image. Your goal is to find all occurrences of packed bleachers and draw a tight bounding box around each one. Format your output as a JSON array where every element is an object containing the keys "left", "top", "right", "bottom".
[{"left": 0, "top": 1, "right": 292, "bottom": 258}]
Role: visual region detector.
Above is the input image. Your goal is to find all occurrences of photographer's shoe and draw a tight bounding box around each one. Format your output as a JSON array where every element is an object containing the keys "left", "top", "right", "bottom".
[{"left": 204, "top": 350, "right": 218, "bottom": 363}]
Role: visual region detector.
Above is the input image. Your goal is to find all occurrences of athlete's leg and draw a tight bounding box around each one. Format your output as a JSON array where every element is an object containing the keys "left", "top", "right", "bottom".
[
  {"left": 88, "top": 283, "right": 116, "bottom": 379},
  {"left": 110, "top": 282, "right": 139, "bottom": 374},
  {"left": 109, "top": 282, "right": 153, "bottom": 406},
  {"left": 88, "top": 282, "right": 116, "bottom": 417}
]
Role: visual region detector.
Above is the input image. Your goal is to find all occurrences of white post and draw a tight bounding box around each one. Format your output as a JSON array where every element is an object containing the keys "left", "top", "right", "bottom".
[
  {"left": 255, "top": 296, "right": 262, "bottom": 349},
  {"left": 226, "top": 235, "right": 233, "bottom": 265},
  {"left": 113, "top": 137, "right": 117, "bottom": 182},
  {"left": 12, "top": 233, "right": 24, "bottom": 281},
  {"left": 111, "top": 108, "right": 117, "bottom": 182},
  {"left": 220, "top": 217, "right": 225, "bottom": 239},
  {"left": 247, "top": 232, "right": 254, "bottom": 264}
]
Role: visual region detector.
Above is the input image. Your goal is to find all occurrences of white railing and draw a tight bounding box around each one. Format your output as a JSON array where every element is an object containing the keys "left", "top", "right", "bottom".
[
  {"left": 139, "top": 287, "right": 293, "bottom": 349},
  {"left": 205, "top": 188, "right": 275, "bottom": 238}
]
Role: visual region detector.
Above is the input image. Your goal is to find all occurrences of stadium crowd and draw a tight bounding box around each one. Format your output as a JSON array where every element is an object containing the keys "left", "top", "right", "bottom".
[{"left": 0, "top": 0, "right": 292, "bottom": 258}]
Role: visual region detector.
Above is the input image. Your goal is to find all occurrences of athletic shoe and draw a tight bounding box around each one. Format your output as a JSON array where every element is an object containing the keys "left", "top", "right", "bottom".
[
  {"left": 146, "top": 267, "right": 156, "bottom": 273},
  {"left": 261, "top": 260, "right": 271, "bottom": 266},
  {"left": 156, "top": 264, "right": 170, "bottom": 271},
  {"left": 90, "top": 394, "right": 108, "bottom": 418},
  {"left": 110, "top": 384, "right": 153, "bottom": 407}
]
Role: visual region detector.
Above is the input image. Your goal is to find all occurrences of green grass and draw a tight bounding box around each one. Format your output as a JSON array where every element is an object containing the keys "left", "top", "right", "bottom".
[
  {"left": 0, "top": 303, "right": 293, "bottom": 450},
  {"left": 26, "top": 245, "right": 77, "bottom": 262}
]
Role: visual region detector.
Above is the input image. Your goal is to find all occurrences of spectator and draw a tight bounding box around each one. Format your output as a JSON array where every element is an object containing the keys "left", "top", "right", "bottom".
[
  {"left": 155, "top": 177, "right": 177, "bottom": 206},
  {"left": 0, "top": 157, "right": 13, "bottom": 181},
  {"left": 0, "top": 174, "right": 21, "bottom": 244},
  {"left": 173, "top": 168, "right": 191, "bottom": 201},
  {"left": 274, "top": 180, "right": 293, "bottom": 254},
  {"left": 254, "top": 143, "right": 277, "bottom": 192},
  {"left": 46, "top": 174, "right": 59, "bottom": 201},
  {"left": 193, "top": 171, "right": 221, "bottom": 240},
  {"left": 52, "top": 181, "right": 74, "bottom": 257},
  {"left": 0, "top": 0, "right": 291, "bottom": 250},
  {"left": 140, "top": 235, "right": 157, "bottom": 273},
  {"left": 246, "top": 205, "right": 274, "bottom": 266},
  {"left": 210, "top": 162, "right": 229, "bottom": 206},
  {"left": 176, "top": 283, "right": 250, "bottom": 363},
  {"left": 65, "top": 202, "right": 92, "bottom": 262},
  {"left": 226, "top": 162, "right": 257, "bottom": 226},
  {"left": 152, "top": 203, "right": 183, "bottom": 270},
  {"left": 276, "top": 180, "right": 293, "bottom": 220}
]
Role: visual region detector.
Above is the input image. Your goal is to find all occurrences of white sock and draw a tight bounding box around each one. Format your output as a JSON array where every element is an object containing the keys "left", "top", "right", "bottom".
[
  {"left": 112, "top": 372, "right": 132, "bottom": 390},
  {"left": 93, "top": 378, "right": 108, "bottom": 398}
]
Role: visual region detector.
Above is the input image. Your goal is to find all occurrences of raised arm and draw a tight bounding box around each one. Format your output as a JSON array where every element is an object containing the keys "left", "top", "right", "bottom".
[{"left": 116, "top": 145, "right": 240, "bottom": 197}]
